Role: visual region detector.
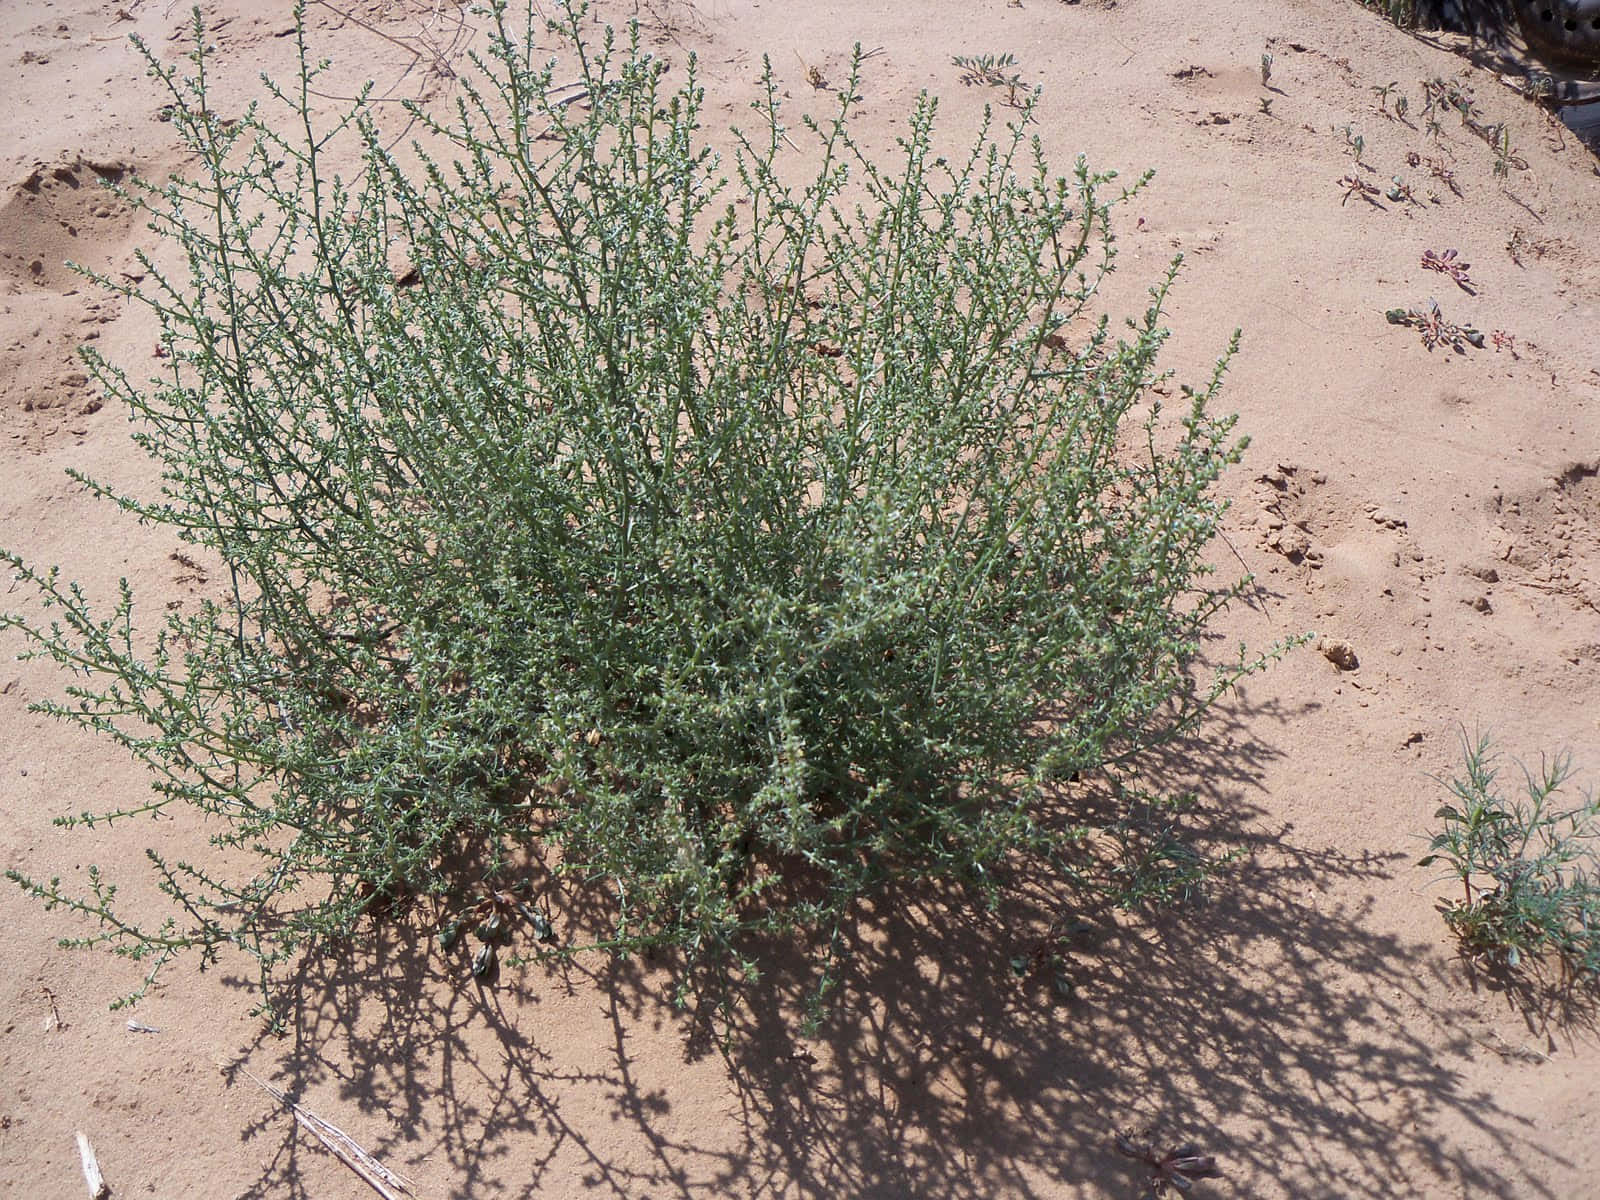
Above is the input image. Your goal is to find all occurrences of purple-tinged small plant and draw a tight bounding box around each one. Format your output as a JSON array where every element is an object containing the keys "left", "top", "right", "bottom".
[
  {"left": 1114, "top": 1131, "right": 1222, "bottom": 1196},
  {"left": 1422, "top": 247, "right": 1475, "bottom": 293}
]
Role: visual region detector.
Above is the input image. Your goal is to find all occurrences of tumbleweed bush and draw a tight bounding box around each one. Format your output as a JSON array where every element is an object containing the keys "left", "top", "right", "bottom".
[{"left": 4, "top": 0, "right": 1282, "bottom": 1009}]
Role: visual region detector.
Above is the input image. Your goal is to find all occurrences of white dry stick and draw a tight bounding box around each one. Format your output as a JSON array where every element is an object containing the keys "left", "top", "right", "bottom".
[
  {"left": 240, "top": 1069, "right": 415, "bottom": 1200},
  {"left": 75, "top": 1131, "right": 109, "bottom": 1200}
]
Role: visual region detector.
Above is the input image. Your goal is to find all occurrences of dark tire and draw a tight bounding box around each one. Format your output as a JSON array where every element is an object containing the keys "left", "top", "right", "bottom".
[{"left": 1514, "top": 0, "right": 1600, "bottom": 64}]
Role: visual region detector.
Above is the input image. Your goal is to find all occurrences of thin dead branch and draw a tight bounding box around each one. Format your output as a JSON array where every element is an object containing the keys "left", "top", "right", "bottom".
[{"left": 240, "top": 1068, "right": 415, "bottom": 1200}]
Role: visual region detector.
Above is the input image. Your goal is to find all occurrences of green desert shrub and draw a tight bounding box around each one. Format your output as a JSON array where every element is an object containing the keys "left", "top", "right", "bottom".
[
  {"left": 4, "top": 0, "right": 1284, "bottom": 1010},
  {"left": 1358, "top": 0, "right": 1420, "bottom": 29},
  {"left": 1422, "top": 731, "right": 1600, "bottom": 982}
]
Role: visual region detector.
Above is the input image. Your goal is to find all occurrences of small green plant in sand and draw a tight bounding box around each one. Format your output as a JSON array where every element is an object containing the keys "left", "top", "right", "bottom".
[
  {"left": 3, "top": 0, "right": 1286, "bottom": 1015},
  {"left": 951, "top": 51, "right": 1028, "bottom": 106},
  {"left": 1358, "top": 0, "right": 1419, "bottom": 28},
  {"left": 1421, "top": 731, "right": 1600, "bottom": 983},
  {"left": 1384, "top": 299, "right": 1485, "bottom": 351}
]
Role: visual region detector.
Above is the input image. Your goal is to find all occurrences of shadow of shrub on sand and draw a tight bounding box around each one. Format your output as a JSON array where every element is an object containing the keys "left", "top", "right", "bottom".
[{"left": 221, "top": 691, "right": 1565, "bottom": 1199}]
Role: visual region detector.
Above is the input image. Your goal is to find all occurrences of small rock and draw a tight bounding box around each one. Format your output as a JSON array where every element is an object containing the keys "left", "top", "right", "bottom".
[
  {"left": 1470, "top": 595, "right": 1492, "bottom": 613},
  {"left": 1272, "top": 527, "right": 1312, "bottom": 562},
  {"left": 1319, "top": 638, "right": 1359, "bottom": 671}
]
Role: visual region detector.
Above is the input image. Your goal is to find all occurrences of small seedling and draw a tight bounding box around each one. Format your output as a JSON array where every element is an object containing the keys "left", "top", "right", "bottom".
[
  {"left": 1394, "top": 93, "right": 1410, "bottom": 123},
  {"left": 1372, "top": 80, "right": 1400, "bottom": 116},
  {"left": 1260, "top": 51, "right": 1274, "bottom": 87},
  {"left": 1506, "top": 228, "right": 1531, "bottom": 266},
  {"left": 1420, "top": 76, "right": 1472, "bottom": 142},
  {"left": 1420, "top": 732, "right": 1600, "bottom": 982},
  {"left": 1114, "top": 1131, "right": 1222, "bottom": 1196},
  {"left": 1490, "top": 329, "right": 1518, "bottom": 357},
  {"left": 1386, "top": 176, "right": 1419, "bottom": 206},
  {"left": 435, "top": 878, "right": 559, "bottom": 978},
  {"left": 1422, "top": 76, "right": 1526, "bottom": 173},
  {"left": 795, "top": 52, "right": 829, "bottom": 90},
  {"left": 951, "top": 52, "right": 1027, "bottom": 106},
  {"left": 1340, "top": 124, "right": 1367, "bottom": 164},
  {"left": 1337, "top": 173, "right": 1382, "bottom": 206},
  {"left": 1385, "top": 299, "right": 1484, "bottom": 351},
  {"left": 1422, "top": 76, "right": 1476, "bottom": 125},
  {"left": 1407, "top": 151, "right": 1462, "bottom": 198},
  {"left": 1490, "top": 125, "right": 1526, "bottom": 178},
  {"left": 1421, "top": 247, "right": 1475, "bottom": 293},
  {"left": 1504, "top": 227, "right": 1555, "bottom": 267}
]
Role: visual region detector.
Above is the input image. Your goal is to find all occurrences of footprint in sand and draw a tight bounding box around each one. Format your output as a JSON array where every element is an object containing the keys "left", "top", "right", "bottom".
[
  {"left": 0, "top": 160, "right": 139, "bottom": 294},
  {"left": 1488, "top": 459, "right": 1600, "bottom": 614}
]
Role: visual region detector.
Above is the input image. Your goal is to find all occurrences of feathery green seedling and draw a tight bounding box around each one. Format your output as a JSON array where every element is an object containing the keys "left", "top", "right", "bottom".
[
  {"left": 1421, "top": 732, "right": 1600, "bottom": 983},
  {"left": 951, "top": 51, "right": 1028, "bottom": 106}
]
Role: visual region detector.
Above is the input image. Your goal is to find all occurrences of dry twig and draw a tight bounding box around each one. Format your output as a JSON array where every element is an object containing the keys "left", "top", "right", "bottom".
[
  {"left": 241, "top": 1069, "right": 414, "bottom": 1200},
  {"left": 75, "top": 1132, "right": 109, "bottom": 1200},
  {"left": 42, "top": 986, "right": 66, "bottom": 1032}
]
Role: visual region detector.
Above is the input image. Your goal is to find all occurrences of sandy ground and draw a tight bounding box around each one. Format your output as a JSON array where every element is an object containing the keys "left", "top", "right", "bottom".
[{"left": 3, "top": 1, "right": 1599, "bottom": 1197}]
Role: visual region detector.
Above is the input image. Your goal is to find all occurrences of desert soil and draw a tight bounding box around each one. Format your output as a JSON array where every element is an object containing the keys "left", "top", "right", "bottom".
[{"left": 3, "top": 1, "right": 1598, "bottom": 1197}]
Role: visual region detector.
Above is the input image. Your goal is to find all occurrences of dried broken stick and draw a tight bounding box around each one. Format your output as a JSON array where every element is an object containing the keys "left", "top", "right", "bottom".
[
  {"left": 75, "top": 1131, "right": 109, "bottom": 1200},
  {"left": 239, "top": 1069, "right": 415, "bottom": 1200}
]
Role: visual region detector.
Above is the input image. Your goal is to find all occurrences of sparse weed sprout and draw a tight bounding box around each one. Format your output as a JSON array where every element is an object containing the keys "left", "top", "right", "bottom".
[
  {"left": 1338, "top": 123, "right": 1367, "bottom": 165},
  {"left": 951, "top": 51, "right": 1028, "bottom": 106},
  {"left": 1421, "top": 732, "right": 1600, "bottom": 982},
  {"left": 3, "top": 0, "right": 1281, "bottom": 1012}
]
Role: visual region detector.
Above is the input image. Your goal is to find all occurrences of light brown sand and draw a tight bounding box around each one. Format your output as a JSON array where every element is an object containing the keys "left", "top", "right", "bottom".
[{"left": 3, "top": 1, "right": 1597, "bottom": 1196}]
